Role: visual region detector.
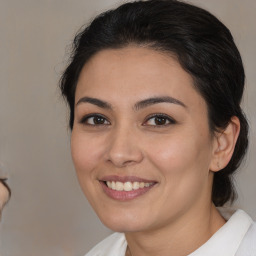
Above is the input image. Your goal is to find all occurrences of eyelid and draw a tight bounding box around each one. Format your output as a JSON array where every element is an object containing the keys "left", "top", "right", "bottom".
[
  {"left": 79, "top": 113, "right": 110, "bottom": 125},
  {"left": 143, "top": 113, "right": 176, "bottom": 126}
]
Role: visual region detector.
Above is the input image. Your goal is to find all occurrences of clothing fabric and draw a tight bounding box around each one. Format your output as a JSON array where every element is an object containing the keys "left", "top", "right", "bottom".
[{"left": 85, "top": 209, "right": 256, "bottom": 256}]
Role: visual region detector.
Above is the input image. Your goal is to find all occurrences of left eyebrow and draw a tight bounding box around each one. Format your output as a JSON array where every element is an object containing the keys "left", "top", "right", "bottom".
[
  {"left": 134, "top": 96, "right": 187, "bottom": 111},
  {"left": 76, "top": 97, "right": 112, "bottom": 109}
]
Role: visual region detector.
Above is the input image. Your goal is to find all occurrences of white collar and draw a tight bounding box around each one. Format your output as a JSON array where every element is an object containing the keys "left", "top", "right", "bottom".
[{"left": 188, "top": 209, "right": 253, "bottom": 256}]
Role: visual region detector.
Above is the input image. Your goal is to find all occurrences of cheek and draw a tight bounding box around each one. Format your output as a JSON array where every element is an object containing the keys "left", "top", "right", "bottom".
[
  {"left": 148, "top": 136, "right": 212, "bottom": 216},
  {"left": 147, "top": 135, "right": 196, "bottom": 170},
  {"left": 71, "top": 131, "right": 104, "bottom": 178},
  {"left": 70, "top": 130, "right": 108, "bottom": 208},
  {"left": 146, "top": 132, "right": 212, "bottom": 189}
]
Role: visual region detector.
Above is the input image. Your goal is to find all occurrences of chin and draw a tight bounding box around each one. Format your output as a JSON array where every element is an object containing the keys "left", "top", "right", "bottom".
[
  {"left": 97, "top": 209, "right": 149, "bottom": 233},
  {"left": 103, "top": 221, "right": 146, "bottom": 233}
]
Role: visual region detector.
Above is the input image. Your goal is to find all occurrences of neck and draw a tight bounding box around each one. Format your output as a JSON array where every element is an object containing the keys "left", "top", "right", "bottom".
[{"left": 125, "top": 204, "right": 226, "bottom": 256}]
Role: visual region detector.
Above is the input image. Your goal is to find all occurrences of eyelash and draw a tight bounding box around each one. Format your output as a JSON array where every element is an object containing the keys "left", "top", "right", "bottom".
[
  {"left": 79, "top": 113, "right": 176, "bottom": 127},
  {"left": 79, "top": 114, "right": 110, "bottom": 126},
  {"left": 143, "top": 113, "right": 176, "bottom": 127}
]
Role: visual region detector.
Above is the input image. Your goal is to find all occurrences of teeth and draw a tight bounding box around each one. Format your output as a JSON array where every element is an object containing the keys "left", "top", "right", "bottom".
[
  {"left": 116, "top": 182, "right": 123, "bottom": 191},
  {"left": 124, "top": 182, "right": 133, "bottom": 191},
  {"left": 105, "top": 181, "right": 153, "bottom": 191},
  {"left": 132, "top": 182, "right": 140, "bottom": 190}
]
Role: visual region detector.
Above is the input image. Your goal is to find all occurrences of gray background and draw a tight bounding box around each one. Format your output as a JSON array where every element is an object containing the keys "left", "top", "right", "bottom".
[{"left": 0, "top": 0, "right": 255, "bottom": 255}]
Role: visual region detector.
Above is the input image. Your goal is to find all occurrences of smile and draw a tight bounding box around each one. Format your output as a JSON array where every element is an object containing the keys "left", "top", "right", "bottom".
[
  {"left": 100, "top": 176, "right": 157, "bottom": 201},
  {"left": 106, "top": 181, "right": 154, "bottom": 191}
]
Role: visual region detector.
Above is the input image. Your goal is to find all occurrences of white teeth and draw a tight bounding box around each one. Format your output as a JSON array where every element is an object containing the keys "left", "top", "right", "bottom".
[
  {"left": 111, "top": 181, "right": 116, "bottom": 190},
  {"left": 132, "top": 182, "right": 140, "bottom": 190},
  {"left": 105, "top": 181, "right": 153, "bottom": 191},
  {"left": 116, "top": 182, "right": 123, "bottom": 191},
  {"left": 124, "top": 182, "right": 133, "bottom": 191}
]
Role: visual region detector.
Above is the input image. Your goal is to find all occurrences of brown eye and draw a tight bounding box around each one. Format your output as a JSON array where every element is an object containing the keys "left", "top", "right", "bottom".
[
  {"left": 144, "top": 114, "right": 176, "bottom": 126},
  {"left": 154, "top": 116, "right": 169, "bottom": 125},
  {"left": 92, "top": 116, "right": 106, "bottom": 125},
  {"left": 80, "top": 114, "right": 110, "bottom": 126}
]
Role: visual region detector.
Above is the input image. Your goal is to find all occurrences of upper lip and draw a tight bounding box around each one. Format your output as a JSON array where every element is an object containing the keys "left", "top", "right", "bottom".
[{"left": 100, "top": 175, "right": 157, "bottom": 183}]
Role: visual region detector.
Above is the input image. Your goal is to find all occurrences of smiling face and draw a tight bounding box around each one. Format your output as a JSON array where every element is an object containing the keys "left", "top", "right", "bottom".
[{"left": 71, "top": 46, "right": 217, "bottom": 233}]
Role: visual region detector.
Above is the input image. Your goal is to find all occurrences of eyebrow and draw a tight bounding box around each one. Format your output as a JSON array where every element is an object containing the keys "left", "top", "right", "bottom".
[
  {"left": 76, "top": 97, "right": 112, "bottom": 109},
  {"left": 134, "top": 96, "right": 187, "bottom": 111},
  {"left": 76, "top": 96, "right": 186, "bottom": 110}
]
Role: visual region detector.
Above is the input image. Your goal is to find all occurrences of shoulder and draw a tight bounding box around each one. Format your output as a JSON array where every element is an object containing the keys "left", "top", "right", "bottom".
[
  {"left": 85, "top": 232, "right": 127, "bottom": 256},
  {"left": 236, "top": 221, "right": 256, "bottom": 256}
]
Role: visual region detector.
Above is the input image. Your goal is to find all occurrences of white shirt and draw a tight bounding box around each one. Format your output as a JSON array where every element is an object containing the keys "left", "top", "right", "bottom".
[{"left": 85, "top": 209, "right": 256, "bottom": 256}]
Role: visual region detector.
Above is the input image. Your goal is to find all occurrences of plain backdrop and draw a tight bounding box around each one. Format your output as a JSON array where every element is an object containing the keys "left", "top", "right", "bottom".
[{"left": 0, "top": 0, "right": 255, "bottom": 255}]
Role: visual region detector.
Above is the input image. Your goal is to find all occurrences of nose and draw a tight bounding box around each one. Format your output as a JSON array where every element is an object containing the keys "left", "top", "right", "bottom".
[{"left": 104, "top": 125, "right": 144, "bottom": 168}]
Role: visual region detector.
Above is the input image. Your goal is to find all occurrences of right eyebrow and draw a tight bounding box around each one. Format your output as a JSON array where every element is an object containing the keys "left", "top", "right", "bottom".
[
  {"left": 76, "top": 97, "right": 112, "bottom": 109},
  {"left": 134, "top": 96, "right": 187, "bottom": 111}
]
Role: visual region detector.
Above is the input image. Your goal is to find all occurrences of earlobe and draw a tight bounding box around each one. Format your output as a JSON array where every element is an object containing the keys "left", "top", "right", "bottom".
[{"left": 210, "top": 116, "right": 240, "bottom": 172}]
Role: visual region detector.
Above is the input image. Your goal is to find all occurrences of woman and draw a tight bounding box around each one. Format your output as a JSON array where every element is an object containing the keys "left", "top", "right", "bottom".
[{"left": 60, "top": 0, "right": 255, "bottom": 255}]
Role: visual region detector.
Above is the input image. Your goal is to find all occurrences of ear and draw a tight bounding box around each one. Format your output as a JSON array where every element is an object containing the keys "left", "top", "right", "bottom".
[{"left": 210, "top": 116, "right": 240, "bottom": 172}]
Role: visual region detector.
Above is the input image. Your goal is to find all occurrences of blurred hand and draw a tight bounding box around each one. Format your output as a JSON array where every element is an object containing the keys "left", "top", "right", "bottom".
[{"left": 0, "top": 180, "right": 10, "bottom": 218}]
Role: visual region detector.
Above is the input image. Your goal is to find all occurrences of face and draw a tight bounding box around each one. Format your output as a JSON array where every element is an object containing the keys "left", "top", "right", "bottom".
[{"left": 71, "top": 46, "right": 217, "bottom": 233}]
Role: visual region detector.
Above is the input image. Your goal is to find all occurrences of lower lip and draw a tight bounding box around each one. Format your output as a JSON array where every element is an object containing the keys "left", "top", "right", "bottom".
[{"left": 100, "top": 181, "right": 155, "bottom": 201}]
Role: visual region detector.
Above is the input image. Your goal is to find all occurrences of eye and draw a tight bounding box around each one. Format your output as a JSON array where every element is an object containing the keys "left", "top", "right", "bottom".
[
  {"left": 80, "top": 114, "right": 110, "bottom": 126},
  {"left": 143, "top": 114, "right": 176, "bottom": 126}
]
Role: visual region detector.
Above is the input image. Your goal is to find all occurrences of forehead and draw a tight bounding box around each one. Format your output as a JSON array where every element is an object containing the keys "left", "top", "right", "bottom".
[{"left": 75, "top": 46, "right": 206, "bottom": 111}]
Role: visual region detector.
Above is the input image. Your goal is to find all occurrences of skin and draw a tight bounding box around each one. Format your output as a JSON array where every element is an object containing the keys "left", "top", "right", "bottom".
[
  {"left": 0, "top": 181, "right": 10, "bottom": 219},
  {"left": 71, "top": 46, "right": 240, "bottom": 256}
]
